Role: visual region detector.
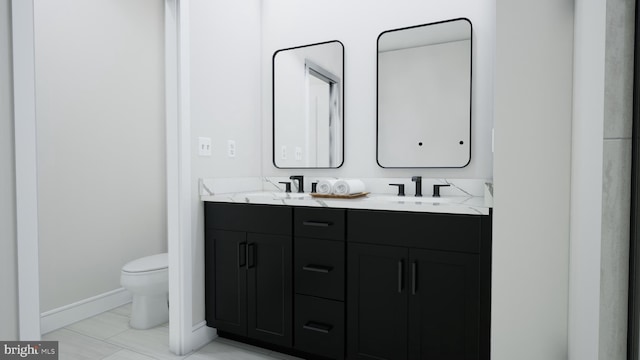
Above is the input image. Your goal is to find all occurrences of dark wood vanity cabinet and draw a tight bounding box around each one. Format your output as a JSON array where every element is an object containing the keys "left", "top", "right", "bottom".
[
  {"left": 205, "top": 203, "right": 293, "bottom": 347},
  {"left": 205, "top": 229, "right": 247, "bottom": 336},
  {"left": 347, "top": 209, "right": 491, "bottom": 360},
  {"left": 347, "top": 243, "right": 409, "bottom": 359},
  {"left": 293, "top": 207, "right": 346, "bottom": 360},
  {"left": 347, "top": 244, "right": 480, "bottom": 360},
  {"left": 205, "top": 202, "right": 491, "bottom": 360}
]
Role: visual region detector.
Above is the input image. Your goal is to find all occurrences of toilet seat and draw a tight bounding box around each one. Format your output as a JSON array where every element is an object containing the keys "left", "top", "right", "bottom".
[
  {"left": 121, "top": 268, "right": 167, "bottom": 277},
  {"left": 122, "top": 253, "right": 168, "bottom": 273}
]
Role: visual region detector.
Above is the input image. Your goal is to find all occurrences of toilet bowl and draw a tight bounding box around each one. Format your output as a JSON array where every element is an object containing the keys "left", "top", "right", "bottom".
[{"left": 120, "top": 253, "right": 168, "bottom": 329}]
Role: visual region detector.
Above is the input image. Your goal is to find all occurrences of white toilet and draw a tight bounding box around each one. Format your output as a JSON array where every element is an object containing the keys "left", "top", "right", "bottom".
[{"left": 120, "top": 253, "right": 169, "bottom": 329}]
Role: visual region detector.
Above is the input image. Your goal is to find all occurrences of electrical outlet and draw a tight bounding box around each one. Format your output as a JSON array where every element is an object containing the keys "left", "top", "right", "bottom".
[
  {"left": 295, "top": 146, "right": 302, "bottom": 161},
  {"left": 281, "top": 145, "right": 287, "bottom": 160},
  {"left": 227, "top": 140, "right": 236, "bottom": 158},
  {"left": 198, "top": 137, "right": 211, "bottom": 156}
]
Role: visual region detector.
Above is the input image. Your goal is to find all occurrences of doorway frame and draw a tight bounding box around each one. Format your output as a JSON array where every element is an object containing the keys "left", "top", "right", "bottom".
[
  {"left": 13, "top": 0, "right": 198, "bottom": 354},
  {"left": 12, "top": 0, "right": 40, "bottom": 341}
]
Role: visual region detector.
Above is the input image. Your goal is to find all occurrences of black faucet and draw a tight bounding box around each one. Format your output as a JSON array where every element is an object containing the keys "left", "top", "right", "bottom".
[
  {"left": 278, "top": 181, "right": 292, "bottom": 193},
  {"left": 389, "top": 183, "right": 405, "bottom": 196},
  {"left": 289, "top": 175, "right": 304, "bottom": 193},
  {"left": 433, "top": 184, "right": 450, "bottom": 197},
  {"left": 411, "top": 176, "right": 422, "bottom": 197}
]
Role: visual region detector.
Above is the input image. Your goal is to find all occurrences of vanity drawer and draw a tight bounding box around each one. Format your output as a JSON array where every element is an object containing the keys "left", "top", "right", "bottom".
[
  {"left": 205, "top": 202, "right": 292, "bottom": 235},
  {"left": 294, "top": 207, "right": 345, "bottom": 241},
  {"left": 294, "top": 237, "right": 344, "bottom": 301},
  {"left": 347, "top": 209, "right": 481, "bottom": 253},
  {"left": 294, "top": 294, "right": 344, "bottom": 360}
]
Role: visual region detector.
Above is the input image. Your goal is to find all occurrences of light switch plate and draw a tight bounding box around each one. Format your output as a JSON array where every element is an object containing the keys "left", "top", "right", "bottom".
[{"left": 198, "top": 137, "right": 211, "bottom": 156}]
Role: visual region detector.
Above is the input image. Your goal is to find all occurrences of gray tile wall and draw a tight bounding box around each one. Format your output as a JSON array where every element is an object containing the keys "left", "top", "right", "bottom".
[
  {"left": 599, "top": 0, "right": 635, "bottom": 359},
  {"left": 600, "top": 139, "right": 632, "bottom": 360}
]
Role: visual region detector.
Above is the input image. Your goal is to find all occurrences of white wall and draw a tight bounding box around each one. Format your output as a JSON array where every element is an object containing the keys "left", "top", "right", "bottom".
[
  {"left": 261, "top": 0, "right": 494, "bottom": 180},
  {"left": 34, "top": 0, "right": 167, "bottom": 312},
  {"left": 493, "top": 1, "right": 573, "bottom": 360},
  {"left": 189, "top": 0, "right": 262, "bottom": 325},
  {"left": 0, "top": 0, "right": 18, "bottom": 340}
]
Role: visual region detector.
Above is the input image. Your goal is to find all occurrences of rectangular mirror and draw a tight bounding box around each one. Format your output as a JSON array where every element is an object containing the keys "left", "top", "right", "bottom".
[
  {"left": 273, "top": 40, "right": 344, "bottom": 168},
  {"left": 377, "top": 18, "right": 472, "bottom": 168}
]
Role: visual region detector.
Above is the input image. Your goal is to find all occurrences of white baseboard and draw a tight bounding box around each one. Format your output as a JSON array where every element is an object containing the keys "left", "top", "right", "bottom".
[
  {"left": 41, "top": 288, "right": 132, "bottom": 334},
  {"left": 190, "top": 321, "right": 217, "bottom": 352}
]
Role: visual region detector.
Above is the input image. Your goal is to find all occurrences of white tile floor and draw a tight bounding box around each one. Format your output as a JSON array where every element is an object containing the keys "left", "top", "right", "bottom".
[{"left": 43, "top": 304, "right": 303, "bottom": 360}]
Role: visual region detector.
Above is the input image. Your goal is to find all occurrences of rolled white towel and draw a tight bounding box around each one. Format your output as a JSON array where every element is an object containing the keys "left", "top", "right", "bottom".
[
  {"left": 332, "top": 179, "right": 366, "bottom": 195},
  {"left": 315, "top": 179, "right": 338, "bottom": 194}
]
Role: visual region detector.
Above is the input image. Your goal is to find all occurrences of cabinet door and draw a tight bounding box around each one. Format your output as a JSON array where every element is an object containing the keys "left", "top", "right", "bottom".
[
  {"left": 205, "top": 229, "right": 247, "bottom": 337},
  {"left": 408, "top": 249, "right": 479, "bottom": 360},
  {"left": 347, "top": 243, "right": 408, "bottom": 360},
  {"left": 247, "top": 233, "right": 293, "bottom": 347}
]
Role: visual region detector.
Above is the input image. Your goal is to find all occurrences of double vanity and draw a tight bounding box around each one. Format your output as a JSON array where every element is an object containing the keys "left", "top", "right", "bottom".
[
  {"left": 202, "top": 188, "right": 491, "bottom": 360},
  {"left": 204, "top": 14, "right": 489, "bottom": 360}
]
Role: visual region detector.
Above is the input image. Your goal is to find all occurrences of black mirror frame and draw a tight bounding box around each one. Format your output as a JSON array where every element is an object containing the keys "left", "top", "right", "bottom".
[{"left": 375, "top": 17, "right": 473, "bottom": 169}]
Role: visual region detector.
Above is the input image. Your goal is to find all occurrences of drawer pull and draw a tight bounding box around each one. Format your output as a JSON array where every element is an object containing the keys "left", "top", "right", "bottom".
[
  {"left": 302, "top": 220, "right": 333, "bottom": 227},
  {"left": 411, "top": 261, "right": 417, "bottom": 295},
  {"left": 302, "top": 264, "right": 333, "bottom": 273},
  {"left": 303, "top": 321, "right": 333, "bottom": 334},
  {"left": 398, "top": 260, "right": 403, "bottom": 293}
]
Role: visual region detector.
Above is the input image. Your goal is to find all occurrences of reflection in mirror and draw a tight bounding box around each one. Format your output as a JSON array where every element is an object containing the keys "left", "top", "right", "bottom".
[
  {"left": 273, "top": 41, "right": 344, "bottom": 168},
  {"left": 377, "top": 18, "right": 472, "bottom": 168}
]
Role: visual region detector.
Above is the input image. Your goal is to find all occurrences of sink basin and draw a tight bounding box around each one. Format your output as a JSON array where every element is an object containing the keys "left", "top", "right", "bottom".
[
  {"left": 365, "top": 195, "right": 453, "bottom": 204},
  {"left": 242, "top": 192, "right": 311, "bottom": 200},
  {"left": 272, "top": 192, "right": 311, "bottom": 200}
]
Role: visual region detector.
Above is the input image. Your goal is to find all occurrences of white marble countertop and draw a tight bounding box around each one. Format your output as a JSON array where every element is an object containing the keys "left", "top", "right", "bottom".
[{"left": 201, "top": 191, "right": 491, "bottom": 216}]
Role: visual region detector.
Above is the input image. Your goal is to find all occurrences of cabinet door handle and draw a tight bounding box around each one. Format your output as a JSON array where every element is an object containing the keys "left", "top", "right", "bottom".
[
  {"left": 398, "top": 260, "right": 404, "bottom": 293},
  {"left": 303, "top": 321, "right": 333, "bottom": 334},
  {"left": 302, "top": 264, "right": 333, "bottom": 273},
  {"left": 302, "top": 220, "right": 332, "bottom": 227},
  {"left": 411, "top": 262, "right": 417, "bottom": 295},
  {"left": 238, "top": 242, "right": 246, "bottom": 268},
  {"left": 248, "top": 243, "right": 256, "bottom": 269}
]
